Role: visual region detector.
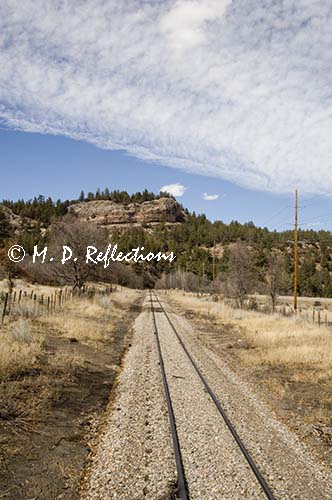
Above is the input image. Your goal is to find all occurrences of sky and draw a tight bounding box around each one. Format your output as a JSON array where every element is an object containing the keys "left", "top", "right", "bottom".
[{"left": 1, "top": 0, "right": 332, "bottom": 230}]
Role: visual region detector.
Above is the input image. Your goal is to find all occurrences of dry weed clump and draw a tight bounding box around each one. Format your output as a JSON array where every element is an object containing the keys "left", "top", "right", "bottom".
[
  {"left": 14, "top": 300, "right": 46, "bottom": 320},
  {"left": 0, "top": 319, "right": 41, "bottom": 378}
]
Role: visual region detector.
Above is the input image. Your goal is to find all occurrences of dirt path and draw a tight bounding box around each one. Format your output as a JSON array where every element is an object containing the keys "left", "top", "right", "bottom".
[{"left": 83, "top": 293, "right": 332, "bottom": 499}]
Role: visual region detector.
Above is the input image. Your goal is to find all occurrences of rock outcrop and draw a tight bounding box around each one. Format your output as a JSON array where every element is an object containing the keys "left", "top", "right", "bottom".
[
  {"left": 0, "top": 206, "right": 37, "bottom": 234},
  {"left": 68, "top": 197, "right": 185, "bottom": 229}
]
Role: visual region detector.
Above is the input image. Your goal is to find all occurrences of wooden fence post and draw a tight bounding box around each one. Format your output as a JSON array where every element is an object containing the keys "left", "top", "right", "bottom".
[
  {"left": 7, "top": 293, "right": 13, "bottom": 317},
  {"left": 33, "top": 294, "right": 37, "bottom": 317},
  {"left": 1, "top": 293, "right": 9, "bottom": 325}
]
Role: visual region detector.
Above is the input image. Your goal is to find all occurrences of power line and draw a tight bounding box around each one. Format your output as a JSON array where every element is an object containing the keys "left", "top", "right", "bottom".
[
  {"left": 261, "top": 205, "right": 291, "bottom": 227},
  {"left": 298, "top": 212, "right": 332, "bottom": 226}
]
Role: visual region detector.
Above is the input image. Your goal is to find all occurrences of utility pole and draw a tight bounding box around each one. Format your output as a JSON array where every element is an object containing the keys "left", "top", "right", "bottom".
[
  {"left": 294, "top": 190, "right": 299, "bottom": 312},
  {"left": 212, "top": 240, "right": 216, "bottom": 283}
]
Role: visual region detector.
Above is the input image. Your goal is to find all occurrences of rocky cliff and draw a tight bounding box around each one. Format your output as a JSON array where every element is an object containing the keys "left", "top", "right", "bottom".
[{"left": 68, "top": 197, "right": 185, "bottom": 229}]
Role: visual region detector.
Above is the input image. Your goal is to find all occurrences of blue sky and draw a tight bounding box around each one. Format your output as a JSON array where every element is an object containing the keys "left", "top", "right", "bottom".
[
  {"left": 1, "top": 1, "right": 332, "bottom": 230},
  {"left": 2, "top": 127, "right": 332, "bottom": 231}
]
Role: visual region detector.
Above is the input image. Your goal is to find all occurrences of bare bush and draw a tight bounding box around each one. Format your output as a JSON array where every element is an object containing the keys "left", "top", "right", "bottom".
[
  {"left": 45, "top": 217, "right": 108, "bottom": 289},
  {"left": 264, "top": 254, "right": 289, "bottom": 312},
  {"left": 155, "top": 270, "right": 202, "bottom": 292},
  {"left": 222, "top": 241, "right": 257, "bottom": 308}
]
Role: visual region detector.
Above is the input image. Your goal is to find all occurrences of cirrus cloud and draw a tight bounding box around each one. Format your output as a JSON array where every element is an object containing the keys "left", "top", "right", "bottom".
[{"left": 1, "top": 1, "right": 332, "bottom": 194}]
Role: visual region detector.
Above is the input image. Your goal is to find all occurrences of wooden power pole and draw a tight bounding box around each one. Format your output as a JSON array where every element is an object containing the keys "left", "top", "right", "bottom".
[
  {"left": 212, "top": 240, "right": 216, "bottom": 283},
  {"left": 294, "top": 190, "right": 299, "bottom": 312}
]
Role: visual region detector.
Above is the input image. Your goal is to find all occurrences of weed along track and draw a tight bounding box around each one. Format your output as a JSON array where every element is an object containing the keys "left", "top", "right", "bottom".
[{"left": 150, "top": 291, "right": 275, "bottom": 500}]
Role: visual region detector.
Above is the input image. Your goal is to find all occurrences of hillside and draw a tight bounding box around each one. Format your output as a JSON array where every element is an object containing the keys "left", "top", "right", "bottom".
[{"left": 2, "top": 188, "right": 332, "bottom": 296}]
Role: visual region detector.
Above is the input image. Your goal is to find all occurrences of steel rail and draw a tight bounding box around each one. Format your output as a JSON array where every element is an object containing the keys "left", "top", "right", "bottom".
[
  {"left": 152, "top": 291, "right": 275, "bottom": 500},
  {"left": 149, "top": 292, "right": 189, "bottom": 500}
]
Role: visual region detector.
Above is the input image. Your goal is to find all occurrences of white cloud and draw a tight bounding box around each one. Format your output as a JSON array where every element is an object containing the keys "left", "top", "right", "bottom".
[
  {"left": 1, "top": 1, "right": 332, "bottom": 194},
  {"left": 203, "top": 193, "right": 219, "bottom": 201},
  {"left": 160, "top": 183, "right": 187, "bottom": 197},
  {"left": 160, "top": 0, "right": 232, "bottom": 54}
]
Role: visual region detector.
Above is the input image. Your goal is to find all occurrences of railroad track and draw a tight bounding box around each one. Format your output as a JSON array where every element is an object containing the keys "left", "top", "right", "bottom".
[{"left": 149, "top": 290, "right": 276, "bottom": 500}]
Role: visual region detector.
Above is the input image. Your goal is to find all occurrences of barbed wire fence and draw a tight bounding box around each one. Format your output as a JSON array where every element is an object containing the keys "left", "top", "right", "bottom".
[{"left": 0, "top": 284, "right": 115, "bottom": 325}]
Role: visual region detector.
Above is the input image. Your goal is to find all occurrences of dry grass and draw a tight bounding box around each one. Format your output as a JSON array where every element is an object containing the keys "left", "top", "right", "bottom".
[
  {"left": 0, "top": 285, "right": 140, "bottom": 379},
  {"left": 0, "top": 285, "right": 140, "bottom": 436},
  {"left": 0, "top": 278, "right": 62, "bottom": 296},
  {"left": 0, "top": 319, "right": 41, "bottom": 379},
  {"left": 45, "top": 299, "right": 110, "bottom": 342},
  {"left": 0, "top": 285, "right": 142, "bottom": 498},
  {"left": 170, "top": 291, "right": 332, "bottom": 372},
  {"left": 41, "top": 287, "right": 139, "bottom": 344},
  {"left": 250, "top": 293, "right": 332, "bottom": 323}
]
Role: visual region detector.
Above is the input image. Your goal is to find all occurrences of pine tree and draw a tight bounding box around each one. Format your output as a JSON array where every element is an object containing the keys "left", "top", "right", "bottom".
[
  {"left": 0, "top": 208, "right": 11, "bottom": 244},
  {"left": 79, "top": 190, "right": 85, "bottom": 202}
]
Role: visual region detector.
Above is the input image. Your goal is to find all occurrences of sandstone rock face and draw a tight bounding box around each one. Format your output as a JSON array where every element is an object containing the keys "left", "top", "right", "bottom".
[{"left": 68, "top": 198, "right": 185, "bottom": 229}]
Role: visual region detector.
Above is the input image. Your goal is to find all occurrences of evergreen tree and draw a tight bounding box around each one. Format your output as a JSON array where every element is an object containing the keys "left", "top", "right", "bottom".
[{"left": 0, "top": 208, "right": 11, "bottom": 244}]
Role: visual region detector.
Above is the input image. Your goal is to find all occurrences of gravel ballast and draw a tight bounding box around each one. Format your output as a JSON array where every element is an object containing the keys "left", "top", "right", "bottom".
[
  {"left": 84, "top": 300, "right": 177, "bottom": 500},
  {"left": 84, "top": 293, "right": 332, "bottom": 499}
]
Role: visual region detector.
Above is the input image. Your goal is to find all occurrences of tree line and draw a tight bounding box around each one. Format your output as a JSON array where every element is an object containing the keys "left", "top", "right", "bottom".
[{"left": 1, "top": 189, "right": 172, "bottom": 226}]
